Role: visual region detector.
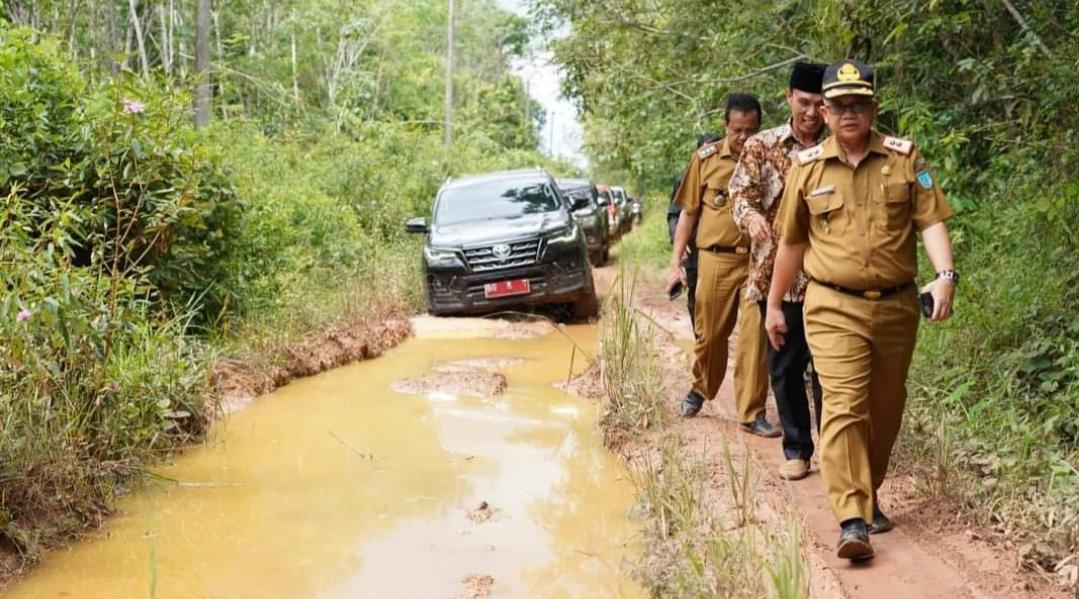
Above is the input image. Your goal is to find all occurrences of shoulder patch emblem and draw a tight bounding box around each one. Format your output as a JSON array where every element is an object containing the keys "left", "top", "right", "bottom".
[
  {"left": 796, "top": 144, "right": 824, "bottom": 166},
  {"left": 882, "top": 136, "right": 913, "bottom": 156},
  {"left": 697, "top": 143, "right": 718, "bottom": 159},
  {"left": 916, "top": 170, "right": 934, "bottom": 189}
]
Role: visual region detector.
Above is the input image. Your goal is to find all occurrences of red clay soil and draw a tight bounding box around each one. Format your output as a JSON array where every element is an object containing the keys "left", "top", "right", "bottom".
[
  {"left": 209, "top": 309, "right": 412, "bottom": 413},
  {"left": 591, "top": 264, "right": 1069, "bottom": 599}
]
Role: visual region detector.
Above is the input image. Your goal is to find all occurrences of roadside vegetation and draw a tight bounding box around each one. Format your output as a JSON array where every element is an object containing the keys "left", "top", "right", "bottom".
[
  {"left": 609, "top": 194, "right": 672, "bottom": 273},
  {"left": 542, "top": 0, "right": 1078, "bottom": 570},
  {"left": 599, "top": 272, "right": 809, "bottom": 598},
  {"left": 0, "top": 0, "right": 567, "bottom": 572}
]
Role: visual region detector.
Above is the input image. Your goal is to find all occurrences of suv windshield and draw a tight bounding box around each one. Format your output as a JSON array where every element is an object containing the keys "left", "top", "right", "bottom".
[
  {"left": 559, "top": 186, "right": 594, "bottom": 203},
  {"left": 436, "top": 177, "right": 562, "bottom": 225}
]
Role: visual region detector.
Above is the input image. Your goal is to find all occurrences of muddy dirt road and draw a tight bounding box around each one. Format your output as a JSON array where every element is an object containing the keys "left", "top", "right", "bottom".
[
  {"left": 4, "top": 315, "right": 642, "bottom": 598},
  {"left": 3, "top": 255, "right": 1065, "bottom": 598}
]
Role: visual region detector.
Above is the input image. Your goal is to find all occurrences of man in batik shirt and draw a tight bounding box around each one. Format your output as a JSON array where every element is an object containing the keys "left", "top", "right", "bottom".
[{"left": 729, "top": 62, "right": 827, "bottom": 481}]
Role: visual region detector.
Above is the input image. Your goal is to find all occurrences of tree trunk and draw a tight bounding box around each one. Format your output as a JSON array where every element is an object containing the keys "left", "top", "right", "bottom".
[
  {"left": 291, "top": 29, "right": 301, "bottom": 107},
  {"left": 443, "top": 0, "right": 455, "bottom": 146},
  {"left": 128, "top": 0, "right": 150, "bottom": 77},
  {"left": 158, "top": 3, "right": 171, "bottom": 75},
  {"left": 168, "top": 0, "right": 176, "bottom": 73},
  {"left": 194, "top": 0, "right": 212, "bottom": 128},
  {"left": 212, "top": 8, "right": 224, "bottom": 110}
]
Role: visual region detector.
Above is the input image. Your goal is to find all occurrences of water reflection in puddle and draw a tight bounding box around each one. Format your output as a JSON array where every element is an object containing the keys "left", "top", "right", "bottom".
[{"left": 6, "top": 319, "right": 643, "bottom": 598}]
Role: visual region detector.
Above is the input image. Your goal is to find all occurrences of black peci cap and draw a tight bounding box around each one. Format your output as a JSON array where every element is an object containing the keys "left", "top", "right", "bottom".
[
  {"left": 822, "top": 60, "right": 875, "bottom": 99},
  {"left": 789, "top": 62, "right": 826, "bottom": 94}
]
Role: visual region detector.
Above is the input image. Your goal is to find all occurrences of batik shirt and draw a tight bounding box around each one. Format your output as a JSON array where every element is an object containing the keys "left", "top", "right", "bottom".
[{"left": 729, "top": 121, "right": 825, "bottom": 302}]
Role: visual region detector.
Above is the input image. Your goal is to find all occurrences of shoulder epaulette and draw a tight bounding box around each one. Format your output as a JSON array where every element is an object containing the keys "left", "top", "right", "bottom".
[
  {"left": 696, "top": 143, "right": 719, "bottom": 159},
  {"left": 882, "top": 135, "right": 914, "bottom": 156},
  {"left": 796, "top": 144, "right": 824, "bottom": 166}
]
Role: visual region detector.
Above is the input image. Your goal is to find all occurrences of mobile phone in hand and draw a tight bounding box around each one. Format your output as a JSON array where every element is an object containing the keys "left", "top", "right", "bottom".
[
  {"left": 919, "top": 291, "right": 934, "bottom": 318},
  {"left": 669, "top": 281, "right": 684, "bottom": 301}
]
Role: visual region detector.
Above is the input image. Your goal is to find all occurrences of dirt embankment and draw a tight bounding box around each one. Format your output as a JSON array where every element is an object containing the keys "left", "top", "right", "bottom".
[
  {"left": 210, "top": 308, "right": 412, "bottom": 413},
  {"left": 580, "top": 266, "right": 1071, "bottom": 598}
]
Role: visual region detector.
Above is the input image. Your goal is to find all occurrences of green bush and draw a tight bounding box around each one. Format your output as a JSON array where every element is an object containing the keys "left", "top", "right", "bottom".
[
  {"left": 1, "top": 188, "right": 207, "bottom": 555},
  {"left": 1, "top": 22, "right": 243, "bottom": 325},
  {"left": 903, "top": 176, "right": 1079, "bottom": 556}
]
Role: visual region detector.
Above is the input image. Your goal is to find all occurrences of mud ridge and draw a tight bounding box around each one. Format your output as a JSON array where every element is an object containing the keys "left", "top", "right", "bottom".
[{"left": 210, "top": 309, "right": 412, "bottom": 413}]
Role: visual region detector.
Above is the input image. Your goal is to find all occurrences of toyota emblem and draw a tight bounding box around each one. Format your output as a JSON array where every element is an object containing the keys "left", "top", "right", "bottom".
[{"left": 492, "top": 244, "right": 512, "bottom": 259}]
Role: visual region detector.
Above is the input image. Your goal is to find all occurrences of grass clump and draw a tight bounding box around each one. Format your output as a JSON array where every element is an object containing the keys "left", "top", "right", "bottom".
[
  {"left": 596, "top": 264, "right": 808, "bottom": 598},
  {"left": 629, "top": 440, "right": 809, "bottom": 599},
  {"left": 598, "top": 270, "right": 665, "bottom": 444}
]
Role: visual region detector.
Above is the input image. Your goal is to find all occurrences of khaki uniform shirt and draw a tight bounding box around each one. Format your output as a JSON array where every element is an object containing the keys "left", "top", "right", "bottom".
[
  {"left": 777, "top": 131, "right": 954, "bottom": 290},
  {"left": 730, "top": 121, "right": 825, "bottom": 303},
  {"left": 674, "top": 138, "right": 747, "bottom": 250}
]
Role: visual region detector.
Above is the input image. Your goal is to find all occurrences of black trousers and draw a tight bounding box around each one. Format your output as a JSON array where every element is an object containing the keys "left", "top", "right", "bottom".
[
  {"left": 759, "top": 301, "right": 823, "bottom": 460},
  {"left": 685, "top": 248, "right": 699, "bottom": 330}
]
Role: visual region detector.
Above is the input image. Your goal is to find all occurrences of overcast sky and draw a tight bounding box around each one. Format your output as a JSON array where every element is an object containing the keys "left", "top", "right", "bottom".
[{"left": 494, "top": 0, "right": 587, "bottom": 169}]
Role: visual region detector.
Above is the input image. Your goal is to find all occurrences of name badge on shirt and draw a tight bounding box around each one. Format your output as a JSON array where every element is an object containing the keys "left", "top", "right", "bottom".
[{"left": 809, "top": 185, "right": 835, "bottom": 197}]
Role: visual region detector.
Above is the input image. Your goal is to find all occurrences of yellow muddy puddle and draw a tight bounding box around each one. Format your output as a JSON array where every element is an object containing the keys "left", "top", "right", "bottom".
[{"left": 5, "top": 318, "right": 643, "bottom": 598}]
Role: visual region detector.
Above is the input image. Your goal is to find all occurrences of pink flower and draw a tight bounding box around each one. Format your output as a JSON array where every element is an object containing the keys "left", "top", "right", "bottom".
[
  {"left": 122, "top": 99, "right": 145, "bottom": 114},
  {"left": 16, "top": 309, "right": 32, "bottom": 323}
]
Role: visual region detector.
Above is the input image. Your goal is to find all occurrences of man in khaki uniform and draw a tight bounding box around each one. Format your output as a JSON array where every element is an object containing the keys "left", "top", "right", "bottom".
[
  {"left": 667, "top": 94, "right": 775, "bottom": 437},
  {"left": 766, "top": 60, "right": 958, "bottom": 561}
]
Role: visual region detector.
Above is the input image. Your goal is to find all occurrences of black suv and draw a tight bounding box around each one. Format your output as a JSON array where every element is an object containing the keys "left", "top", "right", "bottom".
[
  {"left": 556, "top": 178, "right": 609, "bottom": 266},
  {"left": 406, "top": 169, "right": 598, "bottom": 318}
]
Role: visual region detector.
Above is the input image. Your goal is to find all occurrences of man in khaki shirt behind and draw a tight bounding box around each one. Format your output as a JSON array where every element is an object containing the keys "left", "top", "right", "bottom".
[
  {"left": 767, "top": 60, "right": 959, "bottom": 561},
  {"left": 666, "top": 94, "right": 776, "bottom": 437}
]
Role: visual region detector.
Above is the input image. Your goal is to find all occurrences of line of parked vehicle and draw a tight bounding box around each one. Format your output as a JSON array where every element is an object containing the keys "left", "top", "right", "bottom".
[{"left": 404, "top": 168, "right": 643, "bottom": 319}]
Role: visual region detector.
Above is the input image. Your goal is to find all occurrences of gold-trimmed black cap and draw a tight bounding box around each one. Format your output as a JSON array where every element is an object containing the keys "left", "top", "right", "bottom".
[{"left": 822, "top": 60, "right": 874, "bottom": 99}]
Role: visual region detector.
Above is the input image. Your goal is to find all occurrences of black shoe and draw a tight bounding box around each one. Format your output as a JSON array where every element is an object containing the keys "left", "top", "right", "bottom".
[
  {"left": 740, "top": 414, "right": 781, "bottom": 438},
  {"left": 868, "top": 507, "right": 893, "bottom": 534},
  {"left": 681, "top": 391, "right": 705, "bottom": 418},
  {"left": 837, "top": 519, "right": 874, "bottom": 561}
]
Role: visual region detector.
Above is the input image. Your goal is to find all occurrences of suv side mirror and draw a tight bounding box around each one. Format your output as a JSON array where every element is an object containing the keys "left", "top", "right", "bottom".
[
  {"left": 405, "top": 217, "right": 429, "bottom": 234},
  {"left": 570, "top": 196, "right": 591, "bottom": 211},
  {"left": 596, "top": 195, "right": 609, "bottom": 206}
]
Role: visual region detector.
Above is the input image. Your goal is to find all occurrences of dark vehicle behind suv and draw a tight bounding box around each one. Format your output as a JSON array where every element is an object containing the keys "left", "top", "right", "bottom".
[
  {"left": 406, "top": 169, "right": 599, "bottom": 318},
  {"left": 556, "top": 178, "right": 609, "bottom": 266}
]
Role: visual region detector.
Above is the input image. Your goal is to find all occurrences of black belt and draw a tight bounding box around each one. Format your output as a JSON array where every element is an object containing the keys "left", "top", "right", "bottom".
[
  {"left": 700, "top": 245, "right": 749, "bottom": 255},
  {"left": 813, "top": 279, "right": 913, "bottom": 300}
]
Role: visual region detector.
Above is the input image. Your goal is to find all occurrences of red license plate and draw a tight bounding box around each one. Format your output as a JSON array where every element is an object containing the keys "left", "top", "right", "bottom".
[{"left": 484, "top": 279, "right": 531, "bottom": 299}]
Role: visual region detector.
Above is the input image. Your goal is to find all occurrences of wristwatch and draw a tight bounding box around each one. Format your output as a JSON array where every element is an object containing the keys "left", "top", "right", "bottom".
[{"left": 935, "top": 270, "right": 960, "bottom": 286}]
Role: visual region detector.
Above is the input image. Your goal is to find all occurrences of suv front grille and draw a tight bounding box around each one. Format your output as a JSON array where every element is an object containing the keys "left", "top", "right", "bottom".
[{"left": 464, "top": 239, "right": 542, "bottom": 272}]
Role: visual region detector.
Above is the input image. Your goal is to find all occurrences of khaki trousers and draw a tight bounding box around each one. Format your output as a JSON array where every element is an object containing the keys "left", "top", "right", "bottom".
[
  {"left": 804, "top": 283, "right": 919, "bottom": 524},
  {"left": 691, "top": 251, "right": 768, "bottom": 422}
]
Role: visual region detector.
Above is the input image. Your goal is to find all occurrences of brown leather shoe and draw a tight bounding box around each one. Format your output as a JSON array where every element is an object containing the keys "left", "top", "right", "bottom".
[
  {"left": 740, "top": 414, "right": 781, "bottom": 438},
  {"left": 868, "top": 507, "right": 893, "bottom": 534},
  {"left": 778, "top": 459, "right": 809, "bottom": 481}
]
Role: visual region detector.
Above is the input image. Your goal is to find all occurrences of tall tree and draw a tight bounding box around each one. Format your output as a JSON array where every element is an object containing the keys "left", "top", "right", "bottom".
[
  {"left": 443, "top": 0, "right": 455, "bottom": 145},
  {"left": 194, "top": 0, "right": 212, "bottom": 127},
  {"left": 127, "top": 0, "right": 149, "bottom": 77}
]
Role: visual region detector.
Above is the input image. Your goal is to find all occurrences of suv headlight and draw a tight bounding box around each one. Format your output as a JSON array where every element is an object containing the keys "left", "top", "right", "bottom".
[
  {"left": 547, "top": 225, "right": 580, "bottom": 246},
  {"left": 423, "top": 246, "right": 463, "bottom": 267}
]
